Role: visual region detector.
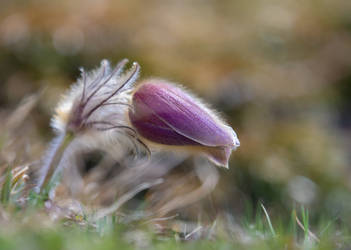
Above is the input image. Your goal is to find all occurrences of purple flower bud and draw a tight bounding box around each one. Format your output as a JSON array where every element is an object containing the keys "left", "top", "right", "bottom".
[{"left": 129, "top": 80, "right": 240, "bottom": 168}]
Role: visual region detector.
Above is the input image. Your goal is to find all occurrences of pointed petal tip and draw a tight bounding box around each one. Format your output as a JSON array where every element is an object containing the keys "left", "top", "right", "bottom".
[
  {"left": 208, "top": 156, "right": 230, "bottom": 169},
  {"left": 223, "top": 125, "right": 240, "bottom": 149},
  {"left": 233, "top": 136, "right": 240, "bottom": 149},
  {"left": 220, "top": 162, "right": 230, "bottom": 169},
  {"left": 204, "top": 146, "right": 232, "bottom": 169}
]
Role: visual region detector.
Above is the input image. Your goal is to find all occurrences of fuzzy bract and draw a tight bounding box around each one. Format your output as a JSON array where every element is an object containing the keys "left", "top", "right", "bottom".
[
  {"left": 52, "top": 59, "right": 139, "bottom": 135},
  {"left": 37, "top": 59, "right": 144, "bottom": 192}
]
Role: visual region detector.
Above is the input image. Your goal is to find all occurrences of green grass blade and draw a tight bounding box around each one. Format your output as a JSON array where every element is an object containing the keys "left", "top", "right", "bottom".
[
  {"left": 1, "top": 167, "right": 12, "bottom": 205},
  {"left": 260, "top": 203, "right": 276, "bottom": 237}
]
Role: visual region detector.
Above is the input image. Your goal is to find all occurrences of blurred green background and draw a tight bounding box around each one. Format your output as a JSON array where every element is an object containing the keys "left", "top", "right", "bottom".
[{"left": 1, "top": 0, "right": 351, "bottom": 228}]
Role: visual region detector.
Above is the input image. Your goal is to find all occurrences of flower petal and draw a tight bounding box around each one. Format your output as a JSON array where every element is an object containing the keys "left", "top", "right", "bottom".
[
  {"left": 130, "top": 80, "right": 238, "bottom": 148},
  {"left": 130, "top": 95, "right": 197, "bottom": 145}
]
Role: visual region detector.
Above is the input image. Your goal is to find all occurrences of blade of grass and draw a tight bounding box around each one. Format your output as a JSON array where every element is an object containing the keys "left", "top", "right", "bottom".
[
  {"left": 11, "top": 166, "right": 28, "bottom": 188},
  {"left": 295, "top": 211, "right": 320, "bottom": 243},
  {"left": 1, "top": 167, "right": 12, "bottom": 205},
  {"left": 301, "top": 206, "right": 309, "bottom": 241},
  {"left": 260, "top": 203, "right": 276, "bottom": 237},
  {"left": 319, "top": 218, "right": 337, "bottom": 236},
  {"left": 290, "top": 209, "right": 297, "bottom": 241},
  {"left": 255, "top": 203, "right": 263, "bottom": 232}
]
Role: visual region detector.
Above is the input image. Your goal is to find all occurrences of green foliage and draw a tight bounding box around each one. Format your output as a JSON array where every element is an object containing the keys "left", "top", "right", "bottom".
[{"left": 0, "top": 167, "right": 12, "bottom": 205}]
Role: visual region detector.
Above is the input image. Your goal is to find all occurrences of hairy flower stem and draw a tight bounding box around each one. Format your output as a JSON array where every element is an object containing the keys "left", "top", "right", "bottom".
[{"left": 35, "top": 131, "right": 74, "bottom": 196}]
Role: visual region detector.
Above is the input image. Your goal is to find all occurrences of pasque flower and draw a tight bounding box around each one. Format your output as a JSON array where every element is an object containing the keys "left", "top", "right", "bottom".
[
  {"left": 37, "top": 59, "right": 240, "bottom": 197},
  {"left": 129, "top": 80, "right": 240, "bottom": 168}
]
